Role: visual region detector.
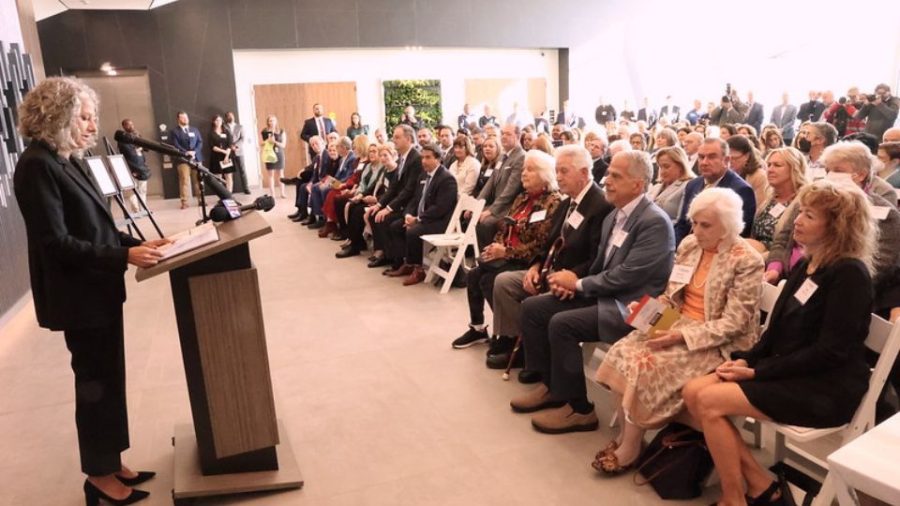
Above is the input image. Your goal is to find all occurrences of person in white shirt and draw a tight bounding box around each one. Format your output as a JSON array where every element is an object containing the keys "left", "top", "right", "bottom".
[{"left": 447, "top": 137, "right": 481, "bottom": 197}]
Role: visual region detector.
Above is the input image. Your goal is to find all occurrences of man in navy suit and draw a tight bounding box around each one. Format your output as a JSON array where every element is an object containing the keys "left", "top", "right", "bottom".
[
  {"left": 744, "top": 91, "right": 765, "bottom": 134},
  {"left": 300, "top": 103, "right": 336, "bottom": 159},
  {"left": 384, "top": 143, "right": 458, "bottom": 286},
  {"left": 169, "top": 111, "right": 203, "bottom": 209},
  {"left": 673, "top": 138, "right": 756, "bottom": 245}
]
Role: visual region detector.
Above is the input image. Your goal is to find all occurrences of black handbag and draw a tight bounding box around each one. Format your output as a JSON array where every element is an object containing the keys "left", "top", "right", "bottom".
[{"left": 633, "top": 423, "right": 714, "bottom": 500}]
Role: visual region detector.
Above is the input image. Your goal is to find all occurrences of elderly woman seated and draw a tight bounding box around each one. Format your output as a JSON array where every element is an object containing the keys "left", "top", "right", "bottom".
[
  {"left": 592, "top": 188, "right": 763, "bottom": 474},
  {"left": 683, "top": 179, "right": 876, "bottom": 506},
  {"left": 451, "top": 150, "right": 562, "bottom": 353}
]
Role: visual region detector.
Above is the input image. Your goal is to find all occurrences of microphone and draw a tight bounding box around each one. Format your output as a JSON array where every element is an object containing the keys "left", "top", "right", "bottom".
[
  {"left": 209, "top": 195, "right": 276, "bottom": 223},
  {"left": 114, "top": 130, "right": 185, "bottom": 159}
]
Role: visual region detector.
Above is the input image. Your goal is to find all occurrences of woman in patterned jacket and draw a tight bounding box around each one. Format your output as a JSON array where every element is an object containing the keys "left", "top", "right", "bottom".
[{"left": 592, "top": 188, "right": 763, "bottom": 475}]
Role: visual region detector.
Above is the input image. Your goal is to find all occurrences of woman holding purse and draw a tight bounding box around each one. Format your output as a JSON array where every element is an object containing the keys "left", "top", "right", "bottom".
[{"left": 261, "top": 114, "right": 286, "bottom": 198}]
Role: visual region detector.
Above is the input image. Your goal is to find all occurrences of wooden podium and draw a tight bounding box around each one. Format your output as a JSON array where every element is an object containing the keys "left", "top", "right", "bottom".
[{"left": 137, "top": 212, "right": 302, "bottom": 502}]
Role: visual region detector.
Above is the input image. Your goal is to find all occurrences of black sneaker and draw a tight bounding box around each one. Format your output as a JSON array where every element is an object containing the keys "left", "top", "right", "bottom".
[
  {"left": 451, "top": 327, "right": 489, "bottom": 349},
  {"left": 486, "top": 335, "right": 515, "bottom": 357}
]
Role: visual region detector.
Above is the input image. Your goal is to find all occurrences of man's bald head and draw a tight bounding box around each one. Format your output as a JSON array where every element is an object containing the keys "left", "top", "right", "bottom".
[{"left": 884, "top": 127, "right": 900, "bottom": 143}]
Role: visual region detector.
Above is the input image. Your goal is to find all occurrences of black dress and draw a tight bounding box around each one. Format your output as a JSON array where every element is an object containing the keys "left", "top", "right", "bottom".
[
  {"left": 209, "top": 129, "right": 233, "bottom": 174},
  {"left": 733, "top": 258, "right": 872, "bottom": 428}
]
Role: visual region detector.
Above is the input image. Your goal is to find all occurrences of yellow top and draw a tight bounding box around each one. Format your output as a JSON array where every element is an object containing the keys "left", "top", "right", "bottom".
[{"left": 682, "top": 250, "right": 715, "bottom": 321}]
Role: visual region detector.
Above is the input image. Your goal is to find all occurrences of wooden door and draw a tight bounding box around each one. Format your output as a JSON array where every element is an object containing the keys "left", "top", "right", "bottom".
[
  {"left": 464, "top": 78, "right": 547, "bottom": 122},
  {"left": 252, "top": 82, "right": 358, "bottom": 178}
]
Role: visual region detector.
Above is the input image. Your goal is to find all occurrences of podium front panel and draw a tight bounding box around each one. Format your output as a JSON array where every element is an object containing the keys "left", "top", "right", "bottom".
[{"left": 189, "top": 267, "right": 279, "bottom": 458}]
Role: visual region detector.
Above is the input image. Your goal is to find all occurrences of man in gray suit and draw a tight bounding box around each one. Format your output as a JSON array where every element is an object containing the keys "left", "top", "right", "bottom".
[
  {"left": 475, "top": 124, "right": 526, "bottom": 247},
  {"left": 510, "top": 151, "right": 675, "bottom": 434},
  {"left": 225, "top": 112, "right": 251, "bottom": 194},
  {"left": 770, "top": 92, "right": 798, "bottom": 145}
]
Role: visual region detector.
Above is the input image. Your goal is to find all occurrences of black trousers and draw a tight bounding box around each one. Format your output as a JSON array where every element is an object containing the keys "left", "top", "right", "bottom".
[
  {"left": 466, "top": 260, "right": 524, "bottom": 327},
  {"left": 372, "top": 211, "right": 403, "bottom": 261},
  {"left": 63, "top": 311, "right": 129, "bottom": 476},
  {"left": 233, "top": 156, "right": 249, "bottom": 193},
  {"left": 345, "top": 201, "right": 369, "bottom": 252},
  {"left": 294, "top": 183, "right": 311, "bottom": 213},
  {"left": 403, "top": 219, "right": 447, "bottom": 266}
]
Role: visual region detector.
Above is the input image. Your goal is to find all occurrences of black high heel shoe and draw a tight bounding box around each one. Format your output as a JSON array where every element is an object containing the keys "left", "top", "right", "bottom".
[
  {"left": 83, "top": 480, "right": 149, "bottom": 506},
  {"left": 116, "top": 471, "right": 156, "bottom": 487},
  {"left": 748, "top": 479, "right": 785, "bottom": 505}
]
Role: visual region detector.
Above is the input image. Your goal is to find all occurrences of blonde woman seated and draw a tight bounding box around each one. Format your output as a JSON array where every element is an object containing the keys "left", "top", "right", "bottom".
[
  {"left": 647, "top": 146, "right": 693, "bottom": 221},
  {"left": 592, "top": 188, "right": 763, "bottom": 474},
  {"left": 747, "top": 147, "right": 808, "bottom": 257}
]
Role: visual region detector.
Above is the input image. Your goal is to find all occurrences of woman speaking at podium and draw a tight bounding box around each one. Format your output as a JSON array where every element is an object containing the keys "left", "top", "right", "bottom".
[{"left": 14, "top": 77, "right": 169, "bottom": 505}]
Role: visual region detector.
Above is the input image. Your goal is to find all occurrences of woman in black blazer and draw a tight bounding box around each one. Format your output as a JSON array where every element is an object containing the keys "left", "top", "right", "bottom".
[
  {"left": 682, "top": 179, "right": 876, "bottom": 506},
  {"left": 14, "top": 78, "right": 168, "bottom": 505}
]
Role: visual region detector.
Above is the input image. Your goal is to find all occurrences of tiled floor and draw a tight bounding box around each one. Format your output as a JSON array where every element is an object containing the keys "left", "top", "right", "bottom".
[{"left": 0, "top": 192, "right": 722, "bottom": 505}]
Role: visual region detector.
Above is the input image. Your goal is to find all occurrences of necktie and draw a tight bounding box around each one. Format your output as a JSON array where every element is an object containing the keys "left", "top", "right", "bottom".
[
  {"left": 397, "top": 156, "right": 405, "bottom": 178},
  {"left": 604, "top": 211, "right": 627, "bottom": 264},
  {"left": 562, "top": 198, "right": 578, "bottom": 233},
  {"left": 316, "top": 117, "right": 324, "bottom": 137},
  {"left": 418, "top": 174, "right": 432, "bottom": 215}
]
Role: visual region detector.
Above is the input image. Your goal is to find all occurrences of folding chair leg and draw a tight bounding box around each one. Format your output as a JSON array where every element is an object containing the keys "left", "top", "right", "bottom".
[
  {"left": 440, "top": 246, "right": 467, "bottom": 294},
  {"left": 809, "top": 473, "right": 836, "bottom": 506}
]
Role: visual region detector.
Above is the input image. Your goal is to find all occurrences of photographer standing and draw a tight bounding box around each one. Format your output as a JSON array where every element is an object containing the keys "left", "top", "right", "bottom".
[
  {"left": 856, "top": 84, "right": 900, "bottom": 140},
  {"left": 824, "top": 97, "right": 858, "bottom": 138}
]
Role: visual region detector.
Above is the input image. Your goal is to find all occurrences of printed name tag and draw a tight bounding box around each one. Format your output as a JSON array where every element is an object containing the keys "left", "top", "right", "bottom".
[
  {"left": 670, "top": 264, "right": 694, "bottom": 284},
  {"left": 188, "top": 131, "right": 196, "bottom": 137},
  {"left": 567, "top": 210, "right": 584, "bottom": 229},
  {"left": 809, "top": 167, "right": 826, "bottom": 180},
  {"left": 871, "top": 206, "right": 890, "bottom": 220},
  {"left": 483, "top": 169, "right": 493, "bottom": 178},
  {"left": 768, "top": 203, "right": 786, "bottom": 218},
  {"left": 611, "top": 229, "right": 628, "bottom": 248},
  {"left": 793, "top": 278, "right": 818, "bottom": 305},
  {"left": 529, "top": 209, "right": 547, "bottom": 223}
]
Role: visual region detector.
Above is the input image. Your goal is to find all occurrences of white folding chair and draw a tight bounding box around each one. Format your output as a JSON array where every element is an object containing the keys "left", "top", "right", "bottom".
[
  {"left": 582, "top": 341, "right": 617, "bottom": 427},
  {"left": 764, "top": 314, "right": 900, "bottom": 506},
  {"left": 743, "top": 279, "right": 787, "bottom": 447},
  {"left": 421, "top": 196, "right": 485, "bottom": 294}
]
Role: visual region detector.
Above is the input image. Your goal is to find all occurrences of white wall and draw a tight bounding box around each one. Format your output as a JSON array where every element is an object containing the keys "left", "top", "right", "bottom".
[
  {"left": 0, "top": 0, "right": 24, "bottom": 44},
  {"left": 232, "top": 47, "right": 558, "bottom": 185}
]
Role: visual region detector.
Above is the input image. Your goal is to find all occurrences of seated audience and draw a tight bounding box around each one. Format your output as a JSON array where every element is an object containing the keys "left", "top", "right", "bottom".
[
  {"left": 653, "top": 128, "right": 678, "bottom": 151},
  {"left": 629, "top": 132, "right": 646, "bottom": 152},
  {"left": 486, "top": 146, "right": 614, "bottom": 374},
  {"left": 300, "top": 142, "right": 339, "bottom": 226},
  {"left": 509, "top": 151, "right": 675, "bottom": 434},
  {"left": 727, "top": 135, "right": 769, "bottom": 208},
  {"left": 760, "top": 126, "right": 784, "bottom": 156},
  {"left": 309, "top": 136, "right": 357, "bottom": 230},
  {"left": 451, "top": 150, "right": 562, "bottom": 351},
  {"left": 289, "top": 135, "right": 325, "bottom": 222},
  {"left": 683, "top": 179, "right": 876, "bottom": 506},
  {"left": 584, "top": 131, "right": 609, "bottom": 181},
  {"left": 877, "top": 141, "right": 900, "bottom": 188},
  {"left": 417, "top": 127, "right": 434, "bottom": 148},
  {"left": 674, "top": 138, "right": 757, "bottom": 245},
  {"left": 647, "top": 146, "right": 692, "bottom": 221},
  {"left": 447, "top": 136, "right": 481, "bottom": 196},
  {"left": 383, "top": 144, "right": 458, "bottom": 285},
  {"left": 748, "top": 147, "right": 808, "bottom": 255},
  {"left": 532, "top": 134, "right": 555, "bottom": 156},
  {"left": 475, "top": 125, "right": 526, "bottom": 248},
  {"left": 337, "top": 144, "right": 396, "bottom": 259},
  {"left": 799, "top": 122, "right": 838, "bottom": 179},
  {"left": 324, "top": 138, "right": 375, "bottom": 240},
  {"left": 593, "top": 188, "right": 763, "bottom": 474},
  {"left": 474, "top": 137, "right": 501, "bottom": 197}
]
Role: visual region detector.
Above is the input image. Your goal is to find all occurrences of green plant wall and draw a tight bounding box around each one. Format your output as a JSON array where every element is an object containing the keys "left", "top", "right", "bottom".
[{"left": 383, "top": 79, "right": 442, "bottom": 131}]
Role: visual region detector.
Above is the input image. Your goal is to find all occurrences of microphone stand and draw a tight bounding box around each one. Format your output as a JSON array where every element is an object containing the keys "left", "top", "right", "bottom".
[{"left": 185, "top": 158, "right": 226, "bottom": 225}]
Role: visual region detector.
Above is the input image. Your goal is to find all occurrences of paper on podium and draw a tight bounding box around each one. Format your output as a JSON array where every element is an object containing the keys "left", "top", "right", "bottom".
[
  {"left": 158, "top": 222, "right": 220, "bottom": 261},
  {"left": 626, "top": 295, "right": 680, "bottom": 334}
]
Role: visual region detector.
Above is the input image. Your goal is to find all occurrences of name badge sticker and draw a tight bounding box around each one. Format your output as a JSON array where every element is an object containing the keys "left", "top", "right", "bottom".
[
  {"left": 793, "top": 278, "right": 819, "bottom": 305},
  {"left": 872, "top": 206, "right": 890, "bottom": 221},
  {"left": 670, "top": 264, "right": 694, "bottom": 284},
  {"left": 483, "top": 169, "right": 493, "bottom": 178},
  {"left": 567, "top": 210, "right": 584, "bottom": 229},
  {"left": 612, "top": 229, "right": 628, "bottom": 248},
  {"left": 529, "top": 209, "right": 547, "bottom": 223},
  {"left": 769, "top": 203, "right": 786, "bottom": 218}
]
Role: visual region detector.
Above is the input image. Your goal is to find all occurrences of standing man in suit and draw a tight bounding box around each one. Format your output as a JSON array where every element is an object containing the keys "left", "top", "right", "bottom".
[
  {"left": 169, "top": 111, "right": 202, "bottom": 210},
  {"left": 224, "top": 111, "right": 251, "bottom": 195},
  {"left": 486, "top": 145, "right": 614, "bottom": 378},
  {"left": 673, "top": 138, "right": 756, "bottom": 245},
  {"left": 771, "top": 93, "right": 798, "bottom": 145},
  {"left": 475, "top": 124, "right": 526, "bottom": 248},
  {"left": 117, "top": 118, "right": 151, "bottom": 213},
  {"left": 369, "top": 124, "right": 424, "bottom": 268},
  {"left": 659, "top": 95, "right": 680, "bottom": 124},
  {"left": 457, "top": 104, "right": 476, "bottom": 132},
  {"left": 637, "top": 97, "right": 658, "bottom": 128},
  {"left": 797, "top": 90, "right": 825, "bottom": 123},
  {"left": 509, "top": 150, "right": 675, "bottom": 433},
  {"left": 15, "top": 77, "right": 167, "bottom": 503},
  {"left": 479, "top": 104, "right": 498, "bottom": 128},
  {"left": 300, "top": 103, "right": 336, "bottom": 160},
  {"left": 384, "top": 144, "right": 459, "bottom": 285},
  {"left": 595, "top": 97, "right": 617, "bottom": 125},
  {"left": 744, "top": 91, "right": 764, "bottom": 134}
]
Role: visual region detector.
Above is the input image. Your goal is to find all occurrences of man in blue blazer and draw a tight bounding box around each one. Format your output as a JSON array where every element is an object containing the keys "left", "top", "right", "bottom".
[
  {"left": 510, "top": 151, "right": 675, "bottom": 434},
  {"left": 169, "top": 111, "right": 203, "bottom": 209},
  {"left": 673, "top": 138, "right": 756, "bottom": 245},
  {"left": 309, "top": 136, "right": 357, "bottom": 228}
]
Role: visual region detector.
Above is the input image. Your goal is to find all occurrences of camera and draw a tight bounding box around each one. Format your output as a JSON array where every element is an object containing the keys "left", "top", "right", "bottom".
[
  {"left": 838, "top": 97, "right": 847, "bottom": 105},
  {"left": 866, "top": 94, "right": 878, "bottom": 102}
]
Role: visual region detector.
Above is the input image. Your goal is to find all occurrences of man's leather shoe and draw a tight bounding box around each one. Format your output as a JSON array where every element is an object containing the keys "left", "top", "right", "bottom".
[
  {"left": 402, "top": 266, "right": 426, "bottom": 286},
  {"left": 518, "top": 369, "right": 542, "bottom": 384},
  {"left": 510, "top": 384, "right": 565, "bottom": 413},
  {"left": 280, "top": 177, "right": 300, "bottom": 185},
  {"left": 287, "top": 211, "right": 300, "bottom": 219},
  {"left": 291, "top": 214, "right": 308, "bottom": 222},
  {"left": 367, "top": 257, "right": 390, "bottom": 268},
  {"left": 486, "top": 349, "right": 522, "bottom": 370},
  {"left": 308, "top": 219, "right": 326, "bottom": 229},
  {"left": 317, "top": 222, "right": 337, "bottom": 238},
  {"left": 385, "top": 264, "right": 414, "bottom": 277},
  {"left": 329, "top": 232, "right": 347, "bottom": 241},
  {"left": 301, "top": 216, "right": 316, "bottom": 226},
  {"left": 335, "top": 248, "right": 360, "bottom": 259},
  {"left": 531, "top": 404, "right": 599, "bottom": 434}
]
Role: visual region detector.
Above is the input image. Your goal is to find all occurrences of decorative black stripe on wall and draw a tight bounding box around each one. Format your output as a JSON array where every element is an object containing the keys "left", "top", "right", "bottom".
[{"left": 0, "top": 41, "right": 36, "bottom": 319}]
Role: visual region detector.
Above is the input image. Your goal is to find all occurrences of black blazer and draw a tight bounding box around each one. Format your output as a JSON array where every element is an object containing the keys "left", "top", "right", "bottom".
[
  {"left": 404, "top": 166, "right": 458, "bottom": 225},
  {"left": 735, "top": 258, "right": 872, "bottom": 386},
  {"left": 379, "top": 148, "right": 423, "bottom": 212},
  {"left": 592, "top": 158, "right": 609, "bottom": 182},
  {"left": 13, "top": 141, "right": 143, "bottom": 331},
  {"left": 532, "top": 182, "right": 613, "bottom": 277}
]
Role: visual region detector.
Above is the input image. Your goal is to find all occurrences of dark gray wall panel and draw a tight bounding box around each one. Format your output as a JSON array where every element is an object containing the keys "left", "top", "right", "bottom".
[
  {"left": 414, "top": 0, "right": 471, "bottom": 47},
  {"left": 293, "top": 0, "right": 359, "bottom": 48},
  {"left": 228, "top": 0, "right": 298, "bottom": 49}
]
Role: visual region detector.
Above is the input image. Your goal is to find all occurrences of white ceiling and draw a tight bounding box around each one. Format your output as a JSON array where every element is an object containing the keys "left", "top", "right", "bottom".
[{"left": 33, "top": 0, "right": 182, "bottom": 21}]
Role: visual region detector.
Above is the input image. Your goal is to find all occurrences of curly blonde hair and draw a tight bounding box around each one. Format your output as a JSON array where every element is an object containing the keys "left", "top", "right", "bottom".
[
  {"left": 797, "top": 179, "right": 877, "bottom": 275},
  {"left": 18, "top": 77, "right": 99, "bottom": 157}
]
